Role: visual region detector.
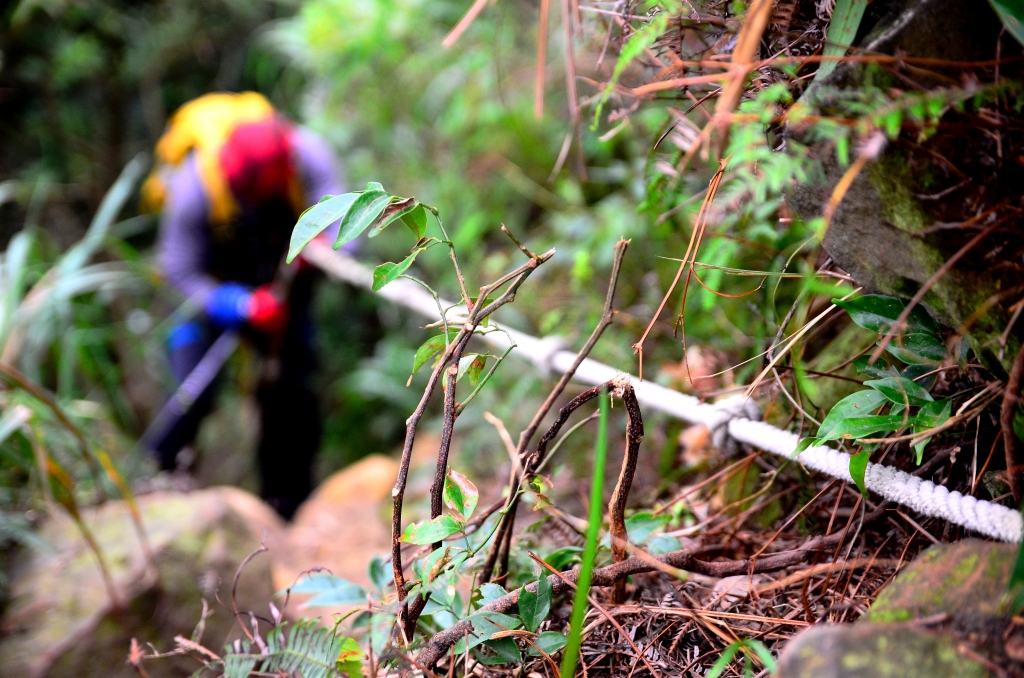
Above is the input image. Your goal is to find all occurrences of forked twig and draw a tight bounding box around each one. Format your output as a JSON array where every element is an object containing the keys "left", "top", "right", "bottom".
[{"left": 480, "top": 241, "right": 629, "bottom": 582}]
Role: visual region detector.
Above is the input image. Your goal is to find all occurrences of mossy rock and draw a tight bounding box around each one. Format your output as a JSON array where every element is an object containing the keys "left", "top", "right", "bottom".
[
  {"left": 866, "top": 540, "right": 1016, "bottom": 625},
  {"left": 776, "top": 539, "right": 1021, "bottom": 677},
  {"left": 776, "top": 623, "right": 989, "bottom": 678},
  {"left": 788, "top": 0, "right": 1021, "bottom": 378},
  {"left": 0, "top": 487, "right": 283, "bottom": 678}
]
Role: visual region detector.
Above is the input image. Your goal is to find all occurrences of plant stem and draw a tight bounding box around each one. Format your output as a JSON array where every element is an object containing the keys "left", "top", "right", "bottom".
[{"left": 560, "top": 387, "right": 608, "bottom": 678}]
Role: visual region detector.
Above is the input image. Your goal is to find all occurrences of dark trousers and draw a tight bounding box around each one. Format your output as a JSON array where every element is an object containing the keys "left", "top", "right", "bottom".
[{"left": 154, "top": 277, "right": 321, "bottom": 519}]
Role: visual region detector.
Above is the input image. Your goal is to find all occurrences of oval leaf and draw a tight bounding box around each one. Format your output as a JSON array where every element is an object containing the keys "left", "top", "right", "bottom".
[
  {"left": 287, "top": 192, "right": 358, "bottom": 262},
  {"left": 826, "top": 414, "right": 916, "bottom": 441},
  {"left": 457, "top": 354, "right": 487, "bottom": 387},
  {"left": 401, "top": 204, "right": 429, "bottom": 240},
  {"left": 850, "top": 450, "right": 870, "bottom": 498},
  {"left": 372, "top": 241, "right": 435, "bottom": 291},
  {"left": 452, "top": 612, "right": 522, "bottom": 653},
  {"left": 444, "top": 468, "right": 479, "bottom": 519},
  {"left": 834, "top": 294, "right": 940, "bottom": 336},
  {"left": 400, "top": 515, "right": 462, "bottom": 545},
  {"left": 334, "top": 189, "right": 391, "bottom": 251},
  {"left": 412, "top": 335, "right": 447, "bottom": 376},
  {"left": 519, "top": 577, "right": 552, "bottom": 633},
  {"left": 528, "top": 631, "right": 568, "bottom": 657},
  {"left": 864, "top": 376, "right": 934, "bottom": 406},
  {"left": 817, "top": 389, "right": 889, "bottom": 439},
  {"left": 369, "top": 197, "right": 419, "bottom": 237},
  {"left": 884, "top": 332, "right": 946, "bottom": 364}
]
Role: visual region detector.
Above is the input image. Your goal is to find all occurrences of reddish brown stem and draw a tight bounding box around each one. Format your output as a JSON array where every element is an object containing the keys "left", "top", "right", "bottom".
[
  {"left": 1001, "top": 346, "right": 1024, "bottom": 503},
  {"left": 607, "top": 377, "right": 644, "bottom": 603}
]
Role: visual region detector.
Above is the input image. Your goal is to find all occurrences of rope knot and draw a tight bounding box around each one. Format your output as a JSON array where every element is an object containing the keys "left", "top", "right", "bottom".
[{"left": 706, "top": 394, "right": 763, "bottom": 452}]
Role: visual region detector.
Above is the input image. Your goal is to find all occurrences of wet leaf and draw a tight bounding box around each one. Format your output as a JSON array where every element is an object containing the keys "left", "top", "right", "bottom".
[
  {"left": 834, "top": 294, "right": 940, "bottom": 336},
  {"left": 864, "top": 376, "right": 934, "bottom": 406}
]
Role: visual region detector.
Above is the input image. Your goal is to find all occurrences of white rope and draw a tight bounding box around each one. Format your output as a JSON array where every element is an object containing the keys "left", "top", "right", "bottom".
[{"left": 304, "top": 242, "right": 1024, "bottom": 543}]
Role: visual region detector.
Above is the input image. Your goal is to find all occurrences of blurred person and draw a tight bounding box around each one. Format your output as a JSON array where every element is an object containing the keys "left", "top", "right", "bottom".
[{"left": 142, "top": 92, "right": 345, "bottom": 518}]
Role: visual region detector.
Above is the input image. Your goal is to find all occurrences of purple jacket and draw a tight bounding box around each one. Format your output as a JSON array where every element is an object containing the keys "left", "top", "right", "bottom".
[{"left": 158, "top": 127, "right": 344, "bottom": 304}]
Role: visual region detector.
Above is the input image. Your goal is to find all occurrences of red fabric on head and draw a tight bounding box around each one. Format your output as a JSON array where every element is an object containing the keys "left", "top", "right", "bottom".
[{"left": 220, "top": 117, "right": 295, "bottom": 206}]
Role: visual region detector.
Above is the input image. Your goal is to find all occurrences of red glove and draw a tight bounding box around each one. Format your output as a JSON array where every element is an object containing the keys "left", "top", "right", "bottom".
[{"left": 248, "top": 285, "right": 288, "bottom": 334}]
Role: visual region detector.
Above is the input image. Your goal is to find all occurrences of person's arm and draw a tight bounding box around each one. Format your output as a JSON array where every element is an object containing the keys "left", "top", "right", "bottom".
[
  {"left": 292, "top": 127, "right": 355, "bottom": 251},
  {"left": 158, "top": 157, "right": 220, "bottom": 305}
]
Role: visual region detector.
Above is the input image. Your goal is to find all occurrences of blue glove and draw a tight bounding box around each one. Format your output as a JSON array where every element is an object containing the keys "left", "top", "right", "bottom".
[{"left": 205, "top": 282, "right": 253, "bottom": 328}]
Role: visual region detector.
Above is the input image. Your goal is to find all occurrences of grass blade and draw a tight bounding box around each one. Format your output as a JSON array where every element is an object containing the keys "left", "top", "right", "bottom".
[{"left": 559, "top": 388, "right": 609, "bottom": 678}]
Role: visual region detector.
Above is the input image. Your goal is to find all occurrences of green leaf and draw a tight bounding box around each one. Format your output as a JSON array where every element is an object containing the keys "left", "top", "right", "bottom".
[
  {"left": 519, "top": 578, "right": 552, "bottom": 633},
  {"left": 864, "top": 376, "right": 934, "bottom": 406},
  {"left": 646, "top": 533, "right": 682, "bottom": 556},
  {"left": 400, "top": 515, "right": 462, "bottom": 544},
  {"left": 794, "top": 437, "right": 821, "bottom": 455},
  {"left": 287, "top": 192, "right": 359, "bottom": 262},
  {"left": 368, "top": 555, "right": 392, "bottom": 591},
  {"left": 834, "top": 295, "right": 940, "bottom": 336},
  {"left": 452, "top": 612, "right": 522, "bottom": 653},
  {"left": 990, "top": 0, "right": 1024, "bottom": 47},
  {"left": 371, "top": 240, "right": 436, "bottom": 291},
  {"left": 852, "top": 356, "right": 891, "bottom": 378},
  {"left": 817, "top": 389, "right": 889, "bottom": 439},
  {"left": 457, "top": 354, "right": 487, "bottom": 386},
  {"left": 444, "top": 468, "right": 479, "bottom": 519},
  {"left": 812, "top": 0, "right": 869, "bottom": 84},
  {"left": 825, "top": 414, "right": 915, "bottom": 441},
  {"left": 478, "top": 582, "right": 509, "bottom": 606},
  {"left": 916, "top": 398, "right": 952, "bottom": 429},
  {"left": 334, "top": 189, "right": 391, "bottom": 251},
  {"left": 544, "top": 546, "right": 583, "bottom": 571},
  {"left": 369, "top": 196, "right": 419, "bottom": 237},
  {"left": 850, "top": 450, "right": 870, "bottom": 498},
  {"left": 401, "top": 204, "right": 429, "bottom": 240},
  {"left": 480, "top": 637, "right": 522, "bottom": 664},
  {"left": 902, "top": 363, "right": 937, "bottom": 387},
  {"left": 290, "top": 574, "right": 368, "bottom": 607},
  {"left": 624, "top": 512, "right": 670, "bottom": 544},
  {"left": 335, "top": 637, "right": 363, "bottom": 678},
  {"left": 884, "top": 332, "right": 946, "bottom": 364},
  {"left": 412, "top": 335, "right": 447, "bottom": 377},
  {"left": 528, "top": 631, "right": 568, "bottom": 657}
]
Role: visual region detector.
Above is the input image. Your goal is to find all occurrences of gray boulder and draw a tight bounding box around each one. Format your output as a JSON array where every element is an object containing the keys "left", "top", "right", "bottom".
[{"left": 0, "top": 487, "right": 283, "bottom": 678}]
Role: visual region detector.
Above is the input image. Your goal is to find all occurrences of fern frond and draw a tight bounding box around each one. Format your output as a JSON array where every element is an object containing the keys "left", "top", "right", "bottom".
[
  {"left": 263, "top": 620, "right": 351, "bottom": 678},
  {"left": 221, "top": 640, "right": 258, "bottom": 678}
]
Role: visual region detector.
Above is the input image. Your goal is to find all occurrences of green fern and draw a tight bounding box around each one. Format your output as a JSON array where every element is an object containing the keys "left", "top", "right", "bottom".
[{"left": 218, "top": 620, "right": 362, "bottom": 678}]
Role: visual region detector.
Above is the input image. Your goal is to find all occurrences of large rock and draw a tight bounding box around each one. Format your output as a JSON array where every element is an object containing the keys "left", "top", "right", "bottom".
[
  {"left": 788, "top": 0, "right": 1021, "bottom": 378},
  {"left": 776, "top": 539, "right": 1021, "bottom": 677},
  {"left": 0, "top": 487, "right": 283, "bottom": 678}
]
